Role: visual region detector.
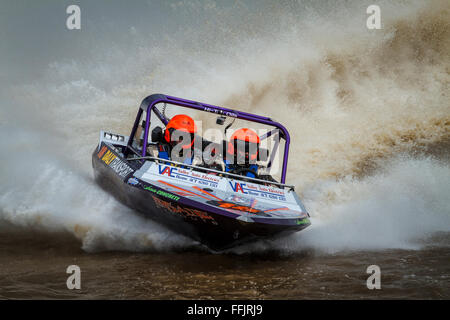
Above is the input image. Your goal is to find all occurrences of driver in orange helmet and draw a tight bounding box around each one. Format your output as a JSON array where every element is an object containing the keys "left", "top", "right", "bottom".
[
  {"left": 156, "top": 114, "right": 200, "bottom": 165},
  {"left": 225, "top": 128, "right": 260, "bottom": 178}
]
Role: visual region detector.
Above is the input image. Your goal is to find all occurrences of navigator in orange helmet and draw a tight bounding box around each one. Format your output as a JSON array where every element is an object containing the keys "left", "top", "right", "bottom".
[{"left": 225, "top": 128, "right": 260, "bottom": 178}]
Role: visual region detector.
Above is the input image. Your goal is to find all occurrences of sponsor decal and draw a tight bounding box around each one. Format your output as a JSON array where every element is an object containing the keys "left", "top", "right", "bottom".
[
  {"left": 206, "top": 200, "right": 270, "bottom": 216},
  {"left": 109, "top": 157, "right": 133, "bottom": 178},
  {"left": 229, "top": 181, "right": 247, "bottom": 194},
  {"left": 296, "top": 218, "right": 310, "bottom": 225},
  {"left": 97, "top": 145, "right": 108, "bottom": 159},
  {"left": 152, "top": 195, "right": 217, "bottom": 224},
  {"left": 100, "top": 146, "right": 133, "bottom": 178},
  {"left": 229, "top": 181, "right": 286, "bottom": 201},
  {"left": 159, "top": 166, "right": 173, "bottom": 176},
  {"left": 226, "top": 195, "right": 249, "bottom": 204},
  {"left": 101, "top": 149, "right": 116, "bottom": 165},
  {"left": 157, "top": 165, "right": 219, "bottom": 188},
  {"left": 144, "top": 186, "right": 180, "bottom": 201},
  {"left": 127, "top": 177, "right": 139, "bottom": 185},
  {"left": 203, "top": 106, "right": 237, "bottom": 118}
]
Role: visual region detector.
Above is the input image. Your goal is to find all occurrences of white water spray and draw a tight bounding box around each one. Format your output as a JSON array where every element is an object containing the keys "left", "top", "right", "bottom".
[{"left": 1, "top": 0, "right": 448, "bottom": 253}]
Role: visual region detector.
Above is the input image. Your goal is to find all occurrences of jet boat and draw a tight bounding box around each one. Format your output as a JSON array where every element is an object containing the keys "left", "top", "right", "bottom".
[{"left": 92, "top": 93, "right": 310, "bottom": 250}]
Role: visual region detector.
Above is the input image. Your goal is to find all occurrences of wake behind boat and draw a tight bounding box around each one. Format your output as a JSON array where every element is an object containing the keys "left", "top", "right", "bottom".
[{"left": 92, "top": 94, "right": 310, "bottom": 251}]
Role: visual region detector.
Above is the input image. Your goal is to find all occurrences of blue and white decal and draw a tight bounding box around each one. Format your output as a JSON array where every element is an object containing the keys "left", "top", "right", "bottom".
[{"left": 127, "top": 177, "right": 139, "bottom": 185}]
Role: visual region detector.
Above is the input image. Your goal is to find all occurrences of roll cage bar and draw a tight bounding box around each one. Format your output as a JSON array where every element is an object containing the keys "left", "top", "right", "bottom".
[{"left": 126, "top": 94, "right": 291, "bottom": 184}]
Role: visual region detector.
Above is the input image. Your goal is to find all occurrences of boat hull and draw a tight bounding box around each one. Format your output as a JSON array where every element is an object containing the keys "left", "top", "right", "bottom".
[{"left": 92, "top": 144, "right": 310, "bottom": 251}]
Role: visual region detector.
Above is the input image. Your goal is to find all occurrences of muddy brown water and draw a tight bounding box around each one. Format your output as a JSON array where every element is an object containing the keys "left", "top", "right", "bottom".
[{"left": 0, "top": 228, "right": 448, "bottom": 299}]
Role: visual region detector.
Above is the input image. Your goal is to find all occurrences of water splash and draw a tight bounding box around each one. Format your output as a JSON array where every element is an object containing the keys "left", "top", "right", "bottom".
[{"left": 1, "top": 0, "right": 448, "bottom": 253}]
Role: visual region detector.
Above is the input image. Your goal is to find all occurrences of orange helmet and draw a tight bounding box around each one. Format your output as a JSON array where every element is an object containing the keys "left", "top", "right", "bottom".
[
  {"left": 164, "top": 114, "right": 197, "bottom": 149},
  {"left": 227, "top": 128, "right": 260, "bottom": 164}
]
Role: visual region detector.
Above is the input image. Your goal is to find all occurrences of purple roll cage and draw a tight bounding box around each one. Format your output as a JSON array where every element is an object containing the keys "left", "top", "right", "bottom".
[{"left": 127, "top": 94, "right": 291, "bottom": 184}]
